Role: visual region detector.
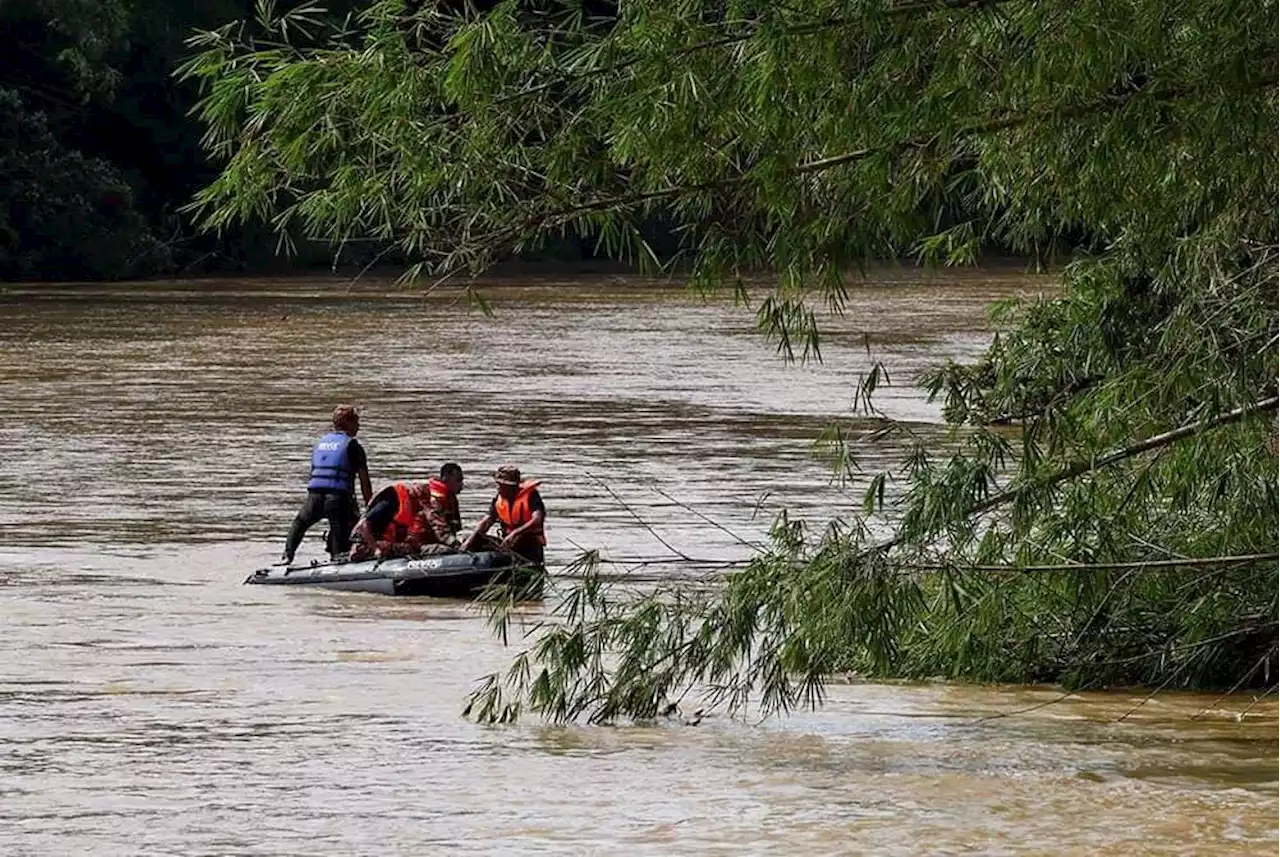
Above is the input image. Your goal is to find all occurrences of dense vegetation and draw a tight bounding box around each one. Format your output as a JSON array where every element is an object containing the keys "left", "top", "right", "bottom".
[
  {"left": 86, "top": 0, "right": 1280, "bottom": 720},
  {"left": 0, "top": 0, "right": 637, "bottom": 280},
  {"left": 2, "top": 1, "right": 216, "bottom": 278}
]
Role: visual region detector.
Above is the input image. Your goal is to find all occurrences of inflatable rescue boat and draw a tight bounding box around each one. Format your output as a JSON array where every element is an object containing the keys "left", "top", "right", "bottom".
[{"left": 244, "top": 550, "right": 541, "bottom": 598}]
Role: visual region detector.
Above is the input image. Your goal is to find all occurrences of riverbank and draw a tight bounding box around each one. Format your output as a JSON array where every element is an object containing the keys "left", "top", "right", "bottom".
[{"left": 0, "top": 255, "right": 1056, "bottom": 293}]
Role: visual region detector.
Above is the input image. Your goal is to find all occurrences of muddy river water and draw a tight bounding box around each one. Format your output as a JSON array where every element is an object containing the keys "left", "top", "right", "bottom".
[{"left": 0, "top": 271, "right": 1274, "bottom": 855}]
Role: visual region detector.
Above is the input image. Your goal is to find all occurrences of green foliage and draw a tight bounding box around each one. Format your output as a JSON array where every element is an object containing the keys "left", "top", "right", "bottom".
[
  {"left": 6, "top": 0, "right": 132, "bottom": 101},
  {"left": 0, "top": 0, "right": 159, "bottom": 279},
  {"left": 185, "top": 0, "right": 1278, "bottom": 720}
]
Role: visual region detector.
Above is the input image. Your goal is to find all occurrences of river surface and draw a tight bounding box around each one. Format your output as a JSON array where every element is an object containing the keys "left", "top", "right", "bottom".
[{"left": 0, "top": 271, "right": 1274, "bottom": 855}]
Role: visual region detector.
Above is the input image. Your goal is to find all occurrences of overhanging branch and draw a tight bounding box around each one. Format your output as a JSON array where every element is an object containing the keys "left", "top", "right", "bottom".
[
  {"left": 497, "top": 0, "right": 1015, "bottom": 104},
  {"left": 862, "top": 395, "right": 1280, "bottom": 556},
  {"left": 484, "top": 82, "right": 1263, "bottom": 251},
  {"left": 967, "top": 395, "right": 1280, "bottom": 519}
]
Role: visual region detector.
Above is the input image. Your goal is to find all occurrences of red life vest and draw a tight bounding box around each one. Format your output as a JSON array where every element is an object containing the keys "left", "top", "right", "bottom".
[
  {"left": 493, "top": 480, "right": 545, "bottom": 545},
  {"left": 373, "top": 482, "right": 421, "bottom": 539}
]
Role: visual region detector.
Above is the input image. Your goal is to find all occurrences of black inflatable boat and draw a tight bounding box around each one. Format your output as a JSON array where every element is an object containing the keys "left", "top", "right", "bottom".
[{"left": 244, "top": 550, "right": 541, "bottom": 598}]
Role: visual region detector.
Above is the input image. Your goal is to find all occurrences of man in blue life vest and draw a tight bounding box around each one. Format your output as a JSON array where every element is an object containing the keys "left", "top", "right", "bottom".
[{"left": 281, "top": 404, "right": 373, "bottom": 563}]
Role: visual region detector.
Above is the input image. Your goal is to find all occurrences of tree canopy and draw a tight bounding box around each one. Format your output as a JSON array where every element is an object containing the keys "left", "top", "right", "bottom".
[
  {"left": 185, "top": 0, "right": 1278, "bottom": 722},
  {"left": 0, "top": 0, "right": 384, "bottom": 280}
]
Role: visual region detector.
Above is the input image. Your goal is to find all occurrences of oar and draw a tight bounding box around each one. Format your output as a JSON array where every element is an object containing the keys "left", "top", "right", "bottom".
[{"left": 273, "top": 552, "right": 347, "bottom": 573}]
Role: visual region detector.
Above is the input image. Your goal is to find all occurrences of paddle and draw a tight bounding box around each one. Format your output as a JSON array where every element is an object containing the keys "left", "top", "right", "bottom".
[{"left": 273, "top": 551, "right": 348, "bottom": 573}]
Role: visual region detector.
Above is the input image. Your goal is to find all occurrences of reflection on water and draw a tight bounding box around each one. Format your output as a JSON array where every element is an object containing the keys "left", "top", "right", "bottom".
[{"left": 0, "top": 272, "right": 1274, "bottom": 855}]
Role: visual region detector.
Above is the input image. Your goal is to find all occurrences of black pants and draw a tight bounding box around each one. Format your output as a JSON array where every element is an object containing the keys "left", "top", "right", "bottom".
[{"left": 284, "top": 490, "right": 357, "bottom": 559}]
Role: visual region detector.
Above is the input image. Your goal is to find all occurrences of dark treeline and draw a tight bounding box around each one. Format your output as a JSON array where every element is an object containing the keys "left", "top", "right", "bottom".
[
  {"left": 0, "top": 0, "right": 1023, "bottom": 282},
  {"left": 0, "top": 0, "right": 603, "bottom": 281},
  {"left": 2, "top": 0, "right": 247, "bottom": 280}
]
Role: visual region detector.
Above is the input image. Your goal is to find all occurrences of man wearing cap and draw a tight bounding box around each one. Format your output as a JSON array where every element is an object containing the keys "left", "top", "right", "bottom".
[
  {"left": 281, "top": 404, "right": 373, "bottom": 564},
  {"left": 462, "top": 465, "right": 547, "bottom": 565}
]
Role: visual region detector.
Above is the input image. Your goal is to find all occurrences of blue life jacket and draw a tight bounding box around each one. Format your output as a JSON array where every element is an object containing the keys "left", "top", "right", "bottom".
[{"left": 307, "top": 431, "right": 354, "bottom": 493}]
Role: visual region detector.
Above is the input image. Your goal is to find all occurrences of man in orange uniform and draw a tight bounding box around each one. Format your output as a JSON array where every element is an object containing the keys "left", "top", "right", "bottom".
[
  {"left": 463, "top": 464, "right": 546, "bottom": 565},
  {"left": 349, "top": 480, "right": 431, "bottom": 560},
  {"left": 421, "top": 463, "right": 466, "bottom": 550}
]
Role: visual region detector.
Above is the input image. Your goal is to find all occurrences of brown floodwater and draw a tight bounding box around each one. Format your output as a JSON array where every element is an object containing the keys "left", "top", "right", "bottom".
[{"left": 0, "top": 270, "right": 1274, "bottom": 855}]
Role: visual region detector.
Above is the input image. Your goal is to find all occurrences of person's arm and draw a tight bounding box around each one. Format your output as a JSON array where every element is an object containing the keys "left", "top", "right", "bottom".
[
  {"left": 499, "top": 509, "right": 545, "bottom": 550},
  {"left": 358, "top": 468, "right": 373, "bottom": 508},
  {"left": 424, "top": 504, "right": 461, "bottom": 548},
  {"left": 461, "top": 513, "right": 496, "bottom": 551},
  {"left": 348, "top": 440, "right": 373, "bottom": 508}
]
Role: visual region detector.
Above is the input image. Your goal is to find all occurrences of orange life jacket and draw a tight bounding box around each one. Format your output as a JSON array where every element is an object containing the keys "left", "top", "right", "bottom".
[
  {"left": 493, "top": 480, "right": 545, "bottom": 545},
  {"left": 373, "top": 482, "right": 421, "bottom": 540}
]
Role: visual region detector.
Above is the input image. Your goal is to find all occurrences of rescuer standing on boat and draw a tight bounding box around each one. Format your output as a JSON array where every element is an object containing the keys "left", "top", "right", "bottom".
[
  {"left": 281, "top": 404, "right": 373, "bottom": 563},
  {"left": 462, "top": 465, "right": 546, "bottom": 566}
]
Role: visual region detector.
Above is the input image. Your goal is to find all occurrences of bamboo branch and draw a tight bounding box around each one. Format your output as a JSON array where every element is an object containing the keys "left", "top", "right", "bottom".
[
  {"left": 855, "top": 397, "right": 1279, "bottom": 558},
  {"left": 1234, "top": 684, "right": 1278, "bottom": 719},
  {"left": 918, "top": 553, "right": 1278, "bottom": 574},
  {"left": 1116, "top": 654, "right": 1198, "bottom": 722},
  {"left": 1098, "top": 621, "right": 1278, "bottom": 668},
  {"left": 490, "top": 81, "right": 1271, "bottom": 247},
  {"left": 971, "top": 687, "right": 1087, "bottom": 723},
  {"left": 1190, "top": 644, "right": 1279, "bottom": 720},
  {"left": 491, "top": 0, "right": 1015, "bottom": 103},
  {"left": 964, "top": 396, "right": 1279, "bottom": 520}
]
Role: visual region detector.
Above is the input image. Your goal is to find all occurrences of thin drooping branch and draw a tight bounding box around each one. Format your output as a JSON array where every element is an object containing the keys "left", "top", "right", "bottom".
[
  {"left": 1190, "top": 643, "right": 1279, "bottom": 720},
  {"left": 651, "top": 487, "right": 765, "bottom": 553},
  {"left": 867, "top": 395, "right": 1279, "bottom": 555},
  {"left": 1115, "top": 654, "right": 1203, "bottom": 722},
  {"left": 472, "top": 82, "right": 1270, "bottom": 260},
  {"left": 586, "top": 471, "right": 693, "bottom": 561},
  {"left": 966, "top": 395, "right": 1279, "bottom": 518},
  {"left": 495, "top": 0, "right": 1015, "bottom": 103}
]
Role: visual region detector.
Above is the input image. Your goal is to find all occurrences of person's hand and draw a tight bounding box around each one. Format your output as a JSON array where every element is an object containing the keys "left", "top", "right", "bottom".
[{"left": 498, "top": 534, "right": 516, "bottom": 552}]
